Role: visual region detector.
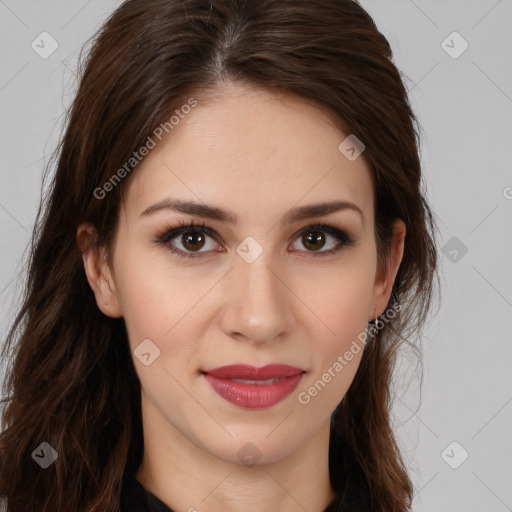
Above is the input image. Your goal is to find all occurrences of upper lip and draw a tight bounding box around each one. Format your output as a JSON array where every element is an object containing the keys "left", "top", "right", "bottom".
[{"left": 202, "top": 364, "right": 305, "bottom": 380}]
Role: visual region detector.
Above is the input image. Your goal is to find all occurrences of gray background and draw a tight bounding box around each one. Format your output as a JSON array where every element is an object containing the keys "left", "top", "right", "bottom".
[{"left": 1, "top": 1, "right": 511, "bottom": 511}]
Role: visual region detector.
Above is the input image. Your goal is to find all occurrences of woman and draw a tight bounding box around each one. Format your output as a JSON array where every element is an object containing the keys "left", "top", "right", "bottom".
[{"left": 0, "top": 1, "right": 439, "bottom": 511}]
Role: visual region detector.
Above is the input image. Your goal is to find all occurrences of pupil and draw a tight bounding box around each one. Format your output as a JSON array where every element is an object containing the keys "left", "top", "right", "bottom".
[
  {"left": 183, "top": 231, "right": 205, "bottom": 251},
  {"left": 304, "top": 232, "right": 325, "bottom": 251}
]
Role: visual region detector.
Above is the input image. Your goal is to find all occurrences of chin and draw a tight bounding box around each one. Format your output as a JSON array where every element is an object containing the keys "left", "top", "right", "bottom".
[{"left": 197, "top": 429, "right": 302, "bottom": 467}]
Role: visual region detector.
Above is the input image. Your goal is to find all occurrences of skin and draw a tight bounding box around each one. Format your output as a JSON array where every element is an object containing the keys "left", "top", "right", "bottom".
[{"left": 77, "top": 81, "right": 405, "bottom": 512}]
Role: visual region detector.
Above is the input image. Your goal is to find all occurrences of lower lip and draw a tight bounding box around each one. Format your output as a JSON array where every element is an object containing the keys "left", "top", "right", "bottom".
[{"left": 202, "top": 372, "right": 304, "bottom": 409}]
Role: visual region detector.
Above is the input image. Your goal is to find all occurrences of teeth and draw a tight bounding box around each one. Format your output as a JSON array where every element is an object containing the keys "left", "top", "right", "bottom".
[{"left": 231, "top": 377, "right": 286, "bottom": 385}]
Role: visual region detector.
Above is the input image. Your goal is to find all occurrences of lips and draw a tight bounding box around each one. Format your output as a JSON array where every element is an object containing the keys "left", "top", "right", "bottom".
[
  {"left": 202, "top": 364, "right": 304, "bottom": 380},
  {"left": 202, "top": 364, "right": 305, "bottom": 409}
]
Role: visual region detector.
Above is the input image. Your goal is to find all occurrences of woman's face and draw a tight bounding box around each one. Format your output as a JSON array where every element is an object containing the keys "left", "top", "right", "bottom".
[{"left": 82, "top": 83, "right": 404, "bottom": 465}]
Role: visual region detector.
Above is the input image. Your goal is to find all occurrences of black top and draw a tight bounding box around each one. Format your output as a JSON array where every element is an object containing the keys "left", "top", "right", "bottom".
[{"left": 120, "top": 465, "right": 364, "bottom": 512}]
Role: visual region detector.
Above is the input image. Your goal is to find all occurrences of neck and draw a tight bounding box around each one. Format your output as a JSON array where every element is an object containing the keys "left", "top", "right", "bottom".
[{"left": 135, "top": 393, "right": 337, "bottom": 512}]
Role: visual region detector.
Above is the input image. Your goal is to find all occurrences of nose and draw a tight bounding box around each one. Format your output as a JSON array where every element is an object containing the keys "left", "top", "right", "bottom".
[{"left": 218, "top": 251, "right": 292, "bottom": 345}]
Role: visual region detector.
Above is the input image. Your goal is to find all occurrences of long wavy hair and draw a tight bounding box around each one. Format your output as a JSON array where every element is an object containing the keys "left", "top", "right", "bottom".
[{"left": 0, "top": 1, "right": 440, "bottom": 511}]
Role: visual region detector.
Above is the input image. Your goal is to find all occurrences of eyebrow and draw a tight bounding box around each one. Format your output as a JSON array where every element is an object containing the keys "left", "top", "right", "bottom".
[{"left": 140, "top": 198, "right": 364, "bottom": 226}]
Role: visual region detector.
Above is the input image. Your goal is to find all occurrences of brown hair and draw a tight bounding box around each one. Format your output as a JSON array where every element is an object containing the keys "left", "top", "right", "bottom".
[{"left": 0, "top": 1, "right": 439, "bottom": 511}]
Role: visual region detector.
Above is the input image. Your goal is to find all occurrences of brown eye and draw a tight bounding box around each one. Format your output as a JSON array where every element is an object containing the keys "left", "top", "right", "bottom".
[
  {"left": 155, "top": 221, "right": 354, "bottom": 260},
  {"left": 181, "top": 231, "right": 207, "bottom": 252},
  {"left": 289, "top": 224, "right": 355, "bottom": 257},
  {"left": 155, "top": 221, "right": 221, "bottom": 259},
  {"left": 169, "top": 228, "right": 219, "bottom": 256},
  {"left": 302, "top": 231, "right": 326, "bottom": 252}
]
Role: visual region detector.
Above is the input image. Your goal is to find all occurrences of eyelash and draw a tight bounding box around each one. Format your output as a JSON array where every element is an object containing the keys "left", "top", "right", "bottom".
[{"left": 154, "top": 219, "right": 355, "bottom": 259}]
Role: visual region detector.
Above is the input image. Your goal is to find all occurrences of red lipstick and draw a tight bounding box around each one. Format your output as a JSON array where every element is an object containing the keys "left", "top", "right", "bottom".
[{"left": 202, "top": 364, "right": 305, "bottom": 409}]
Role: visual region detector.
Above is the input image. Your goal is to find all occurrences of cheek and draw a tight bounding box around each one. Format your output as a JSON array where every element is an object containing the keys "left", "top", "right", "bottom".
[
  {"left": 301, "top": 256, "right": 376, "bottom": 342},
  {"left": 294, "top": 259, "right": 375, "bottom": 405},
  {"left": 112, "top": 244, "right": 189, "bottom": 350},
  {"left": 113, "top": 253, "right": 206, "bottom": 414}
]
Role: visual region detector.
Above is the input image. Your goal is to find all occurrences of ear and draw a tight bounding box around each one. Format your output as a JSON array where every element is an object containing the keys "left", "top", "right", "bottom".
[
  {"left": 77, "top": 222, "right": 123, "bottom": 318},
  {"left": 371, "top": 218, "right": 406, "bottom": 320}
]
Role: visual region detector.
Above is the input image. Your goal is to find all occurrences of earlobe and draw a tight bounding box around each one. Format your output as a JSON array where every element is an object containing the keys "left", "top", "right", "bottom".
[
  {"left": 77, "top": 222, "right": 123, "bottom": 318},
  {"left": 371, "top": 219, "right": 406, "bottom": 320}
]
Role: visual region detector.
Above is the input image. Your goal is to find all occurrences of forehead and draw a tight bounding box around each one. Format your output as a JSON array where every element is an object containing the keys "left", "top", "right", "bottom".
[{"left": 121, "top": 83, "right": 374, "bottom": 224}]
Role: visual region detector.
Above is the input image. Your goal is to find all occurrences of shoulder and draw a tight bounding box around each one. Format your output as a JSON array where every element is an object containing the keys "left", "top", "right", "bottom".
[{"left": 120, "top": 466, "right": 153, "bottom": 512}]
